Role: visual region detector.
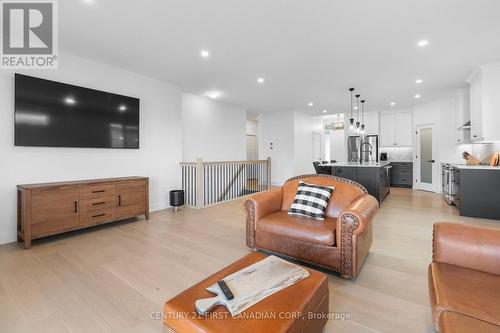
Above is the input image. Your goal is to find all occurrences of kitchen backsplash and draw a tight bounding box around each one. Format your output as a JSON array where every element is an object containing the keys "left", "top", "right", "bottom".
[
  {"left": 380, "top": 147, "right": 413, "bottom": 162},
  {"left": 463, "top": 142, "right": 500, "bottom": 161}
]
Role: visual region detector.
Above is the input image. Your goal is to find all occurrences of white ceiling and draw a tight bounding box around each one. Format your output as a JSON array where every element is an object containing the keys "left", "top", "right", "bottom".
[{"left": 61, "top": 0, "right": 500, "bottom": 115}]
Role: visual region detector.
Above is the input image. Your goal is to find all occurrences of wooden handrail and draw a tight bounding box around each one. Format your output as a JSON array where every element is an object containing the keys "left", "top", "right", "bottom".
[{"left": 180, "top": 159, "right": 268, "bottom": 166}]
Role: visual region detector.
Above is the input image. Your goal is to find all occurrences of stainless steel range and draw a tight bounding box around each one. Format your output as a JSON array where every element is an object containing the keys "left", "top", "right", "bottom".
[{"left": 442, "top": 163, "right": 459, "bottom": 205}]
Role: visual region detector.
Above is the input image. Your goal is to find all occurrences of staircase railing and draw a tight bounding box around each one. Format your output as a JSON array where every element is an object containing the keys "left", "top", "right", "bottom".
[{"left": 180, "top": 157, "right": 271, "bottom": 208}]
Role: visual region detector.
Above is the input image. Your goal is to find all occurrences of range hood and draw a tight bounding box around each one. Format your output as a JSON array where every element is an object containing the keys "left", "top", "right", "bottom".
[{"left": 458, "top": 121, "right": 471, "bottom": 130}]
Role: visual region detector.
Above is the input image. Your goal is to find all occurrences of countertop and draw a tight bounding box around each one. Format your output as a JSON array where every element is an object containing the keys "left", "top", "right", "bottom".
[
  {"left": 324, "top": 161, "right": 391, "bottom": 168},
  {"left": 451, "top": 164, "right": 500, "bottom": 170}
]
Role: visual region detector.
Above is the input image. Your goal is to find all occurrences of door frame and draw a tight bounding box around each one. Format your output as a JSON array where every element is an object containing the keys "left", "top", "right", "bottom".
[{"left": 414, "top": 123, "right": 439, "bottom": 192}]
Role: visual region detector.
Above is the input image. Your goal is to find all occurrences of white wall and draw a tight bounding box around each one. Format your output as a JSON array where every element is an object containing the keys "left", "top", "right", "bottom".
[
  {"left": 258, "top": 110, "right": 296, "bottom": 185},
  {"left": 330, "top": 130, "right": 347, "bottom": 162},
  {"left": 258, "top": 110, "right": 316, "bottom": 185},
  {"left": 182, "top": 93, "right": 247, "bottom": 162},
  {"left": 294, "top": 111, "right": 315, "bottom": 176},
  {"left": 0, "top": 53, "right": 183, "bottom": 244}
]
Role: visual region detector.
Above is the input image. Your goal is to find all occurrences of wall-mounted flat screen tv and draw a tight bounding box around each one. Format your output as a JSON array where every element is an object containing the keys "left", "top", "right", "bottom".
[{"left": 14, "top": 74, "right": 140, "bottom": 149}]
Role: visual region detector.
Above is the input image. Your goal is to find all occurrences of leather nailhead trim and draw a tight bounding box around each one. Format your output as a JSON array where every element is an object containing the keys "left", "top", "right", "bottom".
[{"left": 285, "top": 174, "right": 368, "bottom": 194}]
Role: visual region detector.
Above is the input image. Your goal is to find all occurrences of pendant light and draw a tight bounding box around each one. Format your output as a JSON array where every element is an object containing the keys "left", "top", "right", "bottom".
[
  {"left": 348, "top": 88, "right": 355, "bottom": 131},
  {"left": 361, "top": 100, "right": 366, "bottom": 135},
  {"left": 355, "top": 94, "right": 361, "bottom": 133}
]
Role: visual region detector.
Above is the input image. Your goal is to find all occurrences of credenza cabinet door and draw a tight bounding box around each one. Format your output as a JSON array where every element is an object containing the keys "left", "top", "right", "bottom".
[
  {"left": 115, "top": 181, "right": 146, "bottom": 219},
  {"left": 30, "top": 188, "right": 80, "bottom": 236}
]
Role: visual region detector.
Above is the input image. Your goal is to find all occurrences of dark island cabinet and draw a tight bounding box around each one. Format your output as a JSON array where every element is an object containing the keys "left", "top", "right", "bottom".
[
  {"left": 390, "top": 162, "right": 413, "bottom": 188},
  {"left": 333, "top": 166, "right": 390, "bottom": 203}
]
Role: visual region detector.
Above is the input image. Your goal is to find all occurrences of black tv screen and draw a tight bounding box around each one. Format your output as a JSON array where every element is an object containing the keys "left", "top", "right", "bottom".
[{"left": 14, "top": 74, "right": 140, "bottom": 149}]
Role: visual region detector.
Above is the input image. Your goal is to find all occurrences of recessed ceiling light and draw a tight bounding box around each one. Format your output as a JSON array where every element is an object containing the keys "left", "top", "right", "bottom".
[
  {"left": 64, "top": 97, "right": 76, "bottom": 105},
  {"left": 119, "top": 104, "right": 127, "bottom": 111},
  {"left": 257, "top": 77, "right": 265, "bottom": 84},
  {"left": 353, "top": 106, "right": 358, "bottom": 110},
  {"left": 322, "top": 110, "right": 327, "bottom": 113},
  {"left": 417, "top": 39, "right": 429, "bottom": 47},
  {"left": 415, "top": 79, "right": 423, "bottom": 84},
  {"left": 308, "top": 102, "right": 314, "bottom": 107},
  {"left": 390, "top": 102, "right": 396, "bottom": 106},
  {"left": 414, "top": 94, "right": 421, "bottom": 99},
  {"left": 206, "top": 91, "right": 221, "bottom": 99},
  {"left": 200, "top": 50, "right": 210, "bottom": 58},
  {"left": 83, "top": 0, "right": 94, "bottom": 3}
]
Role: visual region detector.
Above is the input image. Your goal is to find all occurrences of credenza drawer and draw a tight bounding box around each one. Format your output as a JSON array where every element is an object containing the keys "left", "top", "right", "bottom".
[
  {"left": 80, "top": 209, "right": 114, "bottom": 227},
  {"left": 80, "top": 195, "right": 116, "bottom": 212},
  {"left": 80, "top": 184, "right": 116, "bottom": 198}
]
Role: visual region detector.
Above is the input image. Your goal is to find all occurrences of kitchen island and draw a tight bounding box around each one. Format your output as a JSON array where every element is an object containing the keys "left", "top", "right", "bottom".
[
  {"left": 451, "top": 164, "right": 500, "bottom": 220},
  {"left": 323, "top": 162, "right": 391, "bottom": 203}
]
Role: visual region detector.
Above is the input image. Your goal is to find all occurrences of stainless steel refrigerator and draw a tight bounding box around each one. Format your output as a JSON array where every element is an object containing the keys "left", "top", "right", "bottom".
[
  {"left": 348, "top": 135, "right": 379, "bottom": 163},
  {"left": 348, "top": 136, "right": 361, "bottom": 162}
]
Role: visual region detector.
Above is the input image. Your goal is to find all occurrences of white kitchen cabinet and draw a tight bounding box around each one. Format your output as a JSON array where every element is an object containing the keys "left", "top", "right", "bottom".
[
  {"left": 469, "top": 71, "right": 483, "bottom": 140},
  {"left": 380, "top": 113, "right": 395, "bottom": 146},
  {"left": 363, "top": 111, "right": 379, "bottom": 136},
  {"left": 380, "top": 111, "right": 412, "bottom": 147},
  {"left": 455, "top": 87, "right": 471, "bottom": 144},
  {"left": 467, "top": 64, "right": 500, "bottom": 142},
  {"left": 455, "top": 87, "right": 470, "bottom": 129},
  {"left": 395, "top": 112, "right": 413, "bottom": 146}
]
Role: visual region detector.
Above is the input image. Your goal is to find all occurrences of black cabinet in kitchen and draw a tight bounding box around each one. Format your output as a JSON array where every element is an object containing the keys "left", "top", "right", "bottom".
[
  {"left": 459, "top": 169, "right": 500, "bottom": 220},
  {"left": 333, "top": 166, "right": 357, "bottom": 181},
  {"left": 390, "top": 162, "right": 413, "bottom": 188},
  {"left": 333, "top": 165, "right": 390, "bottom": 203}
]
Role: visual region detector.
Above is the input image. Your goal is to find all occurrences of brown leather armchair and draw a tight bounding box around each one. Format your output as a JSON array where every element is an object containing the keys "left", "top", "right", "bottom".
[
  {"left": 429, "top": 222, "right": 500, "bottom": 333},
  {"left": 243, "top": 174, "right": 378, "bottom": 279}
]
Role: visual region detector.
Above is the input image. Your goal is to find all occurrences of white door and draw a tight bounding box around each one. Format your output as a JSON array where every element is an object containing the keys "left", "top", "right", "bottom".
[{"left": 415, "top": 124, "right": 438, "bottom": 192}]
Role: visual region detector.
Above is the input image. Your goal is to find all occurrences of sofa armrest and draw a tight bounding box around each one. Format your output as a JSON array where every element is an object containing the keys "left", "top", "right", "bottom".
[
  {"left": 336, "top": 194, "right": 379, "bottom": 279},
  {"left": 243, "top": 188, "right": 283, "bottom": 248},
  {"left": 433, "top": 222, "right": 500, "bottom": 276},
  {"left": 337, "top": 194, "right": 378, "bottom": 240}
]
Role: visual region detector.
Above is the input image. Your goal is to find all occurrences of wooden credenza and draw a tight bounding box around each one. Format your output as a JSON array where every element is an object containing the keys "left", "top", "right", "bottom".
[{"left": 17, "top": 177, "right": 149, "bottom": 249}]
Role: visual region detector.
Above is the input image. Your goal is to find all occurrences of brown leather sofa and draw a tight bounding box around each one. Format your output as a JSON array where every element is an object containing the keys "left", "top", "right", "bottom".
[
  {"left": 243, "top": 174, "right": 378, "bottom": 279},
  {"left": 429, "top": 222, "right": 500, "bottom": 333}
]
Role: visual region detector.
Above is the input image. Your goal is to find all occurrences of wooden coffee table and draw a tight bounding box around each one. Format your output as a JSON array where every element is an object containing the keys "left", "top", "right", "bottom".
[{"left": 163, "top": 252, "right": 329, "bottom": 333}]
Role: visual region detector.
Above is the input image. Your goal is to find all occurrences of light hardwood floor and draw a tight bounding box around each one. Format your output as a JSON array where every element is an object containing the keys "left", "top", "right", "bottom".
[{"left": 1, "top": 187, "right": 499, "bottom": 333}]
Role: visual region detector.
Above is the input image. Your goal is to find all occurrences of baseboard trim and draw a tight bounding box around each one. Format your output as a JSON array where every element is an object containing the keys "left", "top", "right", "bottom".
[
  {"left": 0, "top": 230, "right": 17, "bottom": 246},
  {"left": 150, "top": 201, "right": 170, "bottom": 212}
]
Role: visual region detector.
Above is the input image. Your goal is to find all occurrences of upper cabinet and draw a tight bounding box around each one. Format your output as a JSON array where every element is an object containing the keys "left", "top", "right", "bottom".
[
  {"left": 455, "top": 88, "right": 470, "bottom": 129},
  {"left": 363, "top": 112, "right": 379, "bottom": 136},
  {"left": 455, "top": 87, "right": 471, "bottom": 144},
  {"left": 467, "top": 64, "right": 500, "bottom": 142},
  {"left": 380, "top": 111, "right": 412, "bottom": 147},
  {"left": 380, "top": 113, "right": 395, "bottom": 146}
]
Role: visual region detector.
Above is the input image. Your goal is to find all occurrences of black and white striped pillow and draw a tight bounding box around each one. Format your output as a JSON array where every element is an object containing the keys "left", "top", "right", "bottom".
[{"left": 288, "top": 181, "right": 335, "bottom": 220}]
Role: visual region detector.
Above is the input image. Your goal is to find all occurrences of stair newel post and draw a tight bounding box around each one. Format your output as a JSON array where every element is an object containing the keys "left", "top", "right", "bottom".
[
  {"left": 267, "top": 156, "right": 272, "bottom": 190},
  {"left": 196, "top": 158, "right": 204, "bottom": 208}
]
